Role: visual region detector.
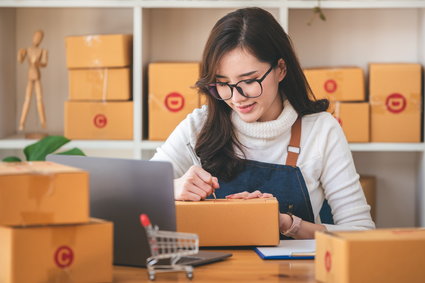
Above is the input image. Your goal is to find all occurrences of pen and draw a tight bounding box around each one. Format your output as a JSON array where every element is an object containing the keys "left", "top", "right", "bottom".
[{"left": 186, "top": 143, "right": 217, "bottom": 200}]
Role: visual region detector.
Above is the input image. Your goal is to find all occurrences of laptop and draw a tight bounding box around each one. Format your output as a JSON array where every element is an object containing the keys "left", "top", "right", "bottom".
[{"left": 46, "top": 154, "right": 232, "bottom": 267}]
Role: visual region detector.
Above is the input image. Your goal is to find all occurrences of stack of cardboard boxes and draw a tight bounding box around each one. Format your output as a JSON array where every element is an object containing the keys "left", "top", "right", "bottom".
[
  {"left": 0, "top": 161, "right": 113, "bottom": 282},
  {"left": 304, "top": 67, "right": 370, "bottom": 142},
  {"left": 148, "top": 63, "right": 422, "bottom": 143},
  {"left": 304, "top": 64, "right": 422, "bottom": 143},
  {"left": 148, "top": 63, "right": 203, "bottom": 140},
  {"left": 64, "top": 34, "right": 133, "bottom": 140}
]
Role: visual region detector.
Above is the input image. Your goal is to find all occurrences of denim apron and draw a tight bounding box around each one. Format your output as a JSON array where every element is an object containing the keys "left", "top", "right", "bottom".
[{"left": 209, "top": 117, "right": 334, "bottom": 237}]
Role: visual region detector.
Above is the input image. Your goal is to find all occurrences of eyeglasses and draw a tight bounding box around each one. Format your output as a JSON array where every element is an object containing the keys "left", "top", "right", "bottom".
[{"left": 207, "top": 65, "right": 274, "bottom": 100}]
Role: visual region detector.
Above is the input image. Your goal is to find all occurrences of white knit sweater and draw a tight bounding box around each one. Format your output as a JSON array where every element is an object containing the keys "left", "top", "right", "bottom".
[{"left": 151, "top": 100, "right": 375, "bottom": 231}]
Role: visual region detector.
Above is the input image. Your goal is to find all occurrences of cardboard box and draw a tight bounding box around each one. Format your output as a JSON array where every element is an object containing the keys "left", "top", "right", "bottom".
[
  {"left": 176, "top": 198, "right": 280, "bottom": 246},
  {"left": 0, "top": 219, "right": 113, "bottom": 283},
  {"left": 65, "top": 34, "right": 132, "bottom": 68},
  {"left": 0, "top": 161, "right": 89, "bottom": 226},
  {"left": 68, "top": 67, "right": 131, "bottom": 101},
  {"left": 330, "top": 102, "right": 370, "bottom": 142},
  {"left": 315, "top": 228, "right": 425, "bottom": 283},
  {"left": 304, "top": 67, "right": 365, "bottom": 101},
  {"left": 65, "top": 101, "right": 133, "bottom": 140},
  {"left": 148, "top": 63, "right": 200, "bottom": 140},
  {"left": 359, "top": 175, "right": 376, "bottom": 221},
  {"left": 369, "top": 63, "right": 422, "bottom": 142}
]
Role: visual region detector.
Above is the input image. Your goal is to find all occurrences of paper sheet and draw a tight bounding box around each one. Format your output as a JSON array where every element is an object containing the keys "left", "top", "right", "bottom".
[{"left": 255, "top": 240, "right": 315, "bottom": 259}]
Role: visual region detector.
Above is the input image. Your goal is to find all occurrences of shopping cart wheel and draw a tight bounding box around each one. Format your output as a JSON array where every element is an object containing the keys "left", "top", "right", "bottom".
[
  {"left": 186, "top": 271, "right": 193, "bottom": 280},
  {"left": 148, "top": 272, "right": 155, "bottom": 281}
]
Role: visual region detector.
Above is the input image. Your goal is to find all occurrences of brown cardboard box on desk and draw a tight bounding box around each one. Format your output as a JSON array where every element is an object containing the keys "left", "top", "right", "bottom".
[
  {"left": 148, "top": 62, "right": 201, "bottom": 140},
  {"left": 65, "top": 101, "right": 133, "bottom": 140},
  {"left": 0, "top": 161, "right": 89, "bottom": 226},
  {"left": 315, "top": 228, "right": 425, "bottom": 283},
  {"left": 65, "top": 34, "right": 132, "bottom": 69},
  {"left": 0, "top": 219, "right": 113, "bottom": 283},
  {"left": 176, "top": 198, "right": 280, "bottom": 246},
  {"left": 68, "top": 67, "right": 131, "bottom": 101},
  {"left": 369, "top": 63, "right": 422, "bottom": 142},
  {"left": 304, "top": 67, "right": 365, "bottom": 101}
]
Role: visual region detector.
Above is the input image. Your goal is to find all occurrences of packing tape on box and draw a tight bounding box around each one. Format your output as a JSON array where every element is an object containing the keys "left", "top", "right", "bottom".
[
  {"left": 84, "top": 35, "right": 101, "bottom": 47},
  {"left": 149, "top": 93, "right": 186, "bottom": 112},
  {"left": 24, "top": 172, "right": 56, "bottom": 226},
  {"left": 102, "top": 68, "right": 108, "bottom": 102},
  {"left": 85, "top": 69, "right": 109, "bottom": 101},
  {"left": 47, "top": 225, "right": 78, "bottom": 281},
  {"left": 370, "top": 94, "right": 421, "bottom": 114},
  {"left": 82, "top": 35, "right": 106, "bottom": 67},
  {"left": 3, "top": 162, "right": 57, "bottom": 226},
  {"left": 333, "top": 101, "right": 341, "bottom": 119}
]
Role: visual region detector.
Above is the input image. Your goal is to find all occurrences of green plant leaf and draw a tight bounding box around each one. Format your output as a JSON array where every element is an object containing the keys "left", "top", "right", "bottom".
[
  {"left": 313, "top": 7, "right": 321, "bottom": 13},
  {"left": 2, "top": 156, "right": 22, "bottom": 162},
  {"left": 319, "top": 11, "right": 326, "bottom": 21},
  {"left": 24, "top": 135, "right": 71, "bottom": 161},
  {"left": 57, "top": 148, "right": 86, "bottom": 156}
]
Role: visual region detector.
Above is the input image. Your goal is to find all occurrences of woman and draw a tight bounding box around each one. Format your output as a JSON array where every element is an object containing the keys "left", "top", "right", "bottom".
[{"left": 151, "top": 7, "right": 375, "bottom": 239}]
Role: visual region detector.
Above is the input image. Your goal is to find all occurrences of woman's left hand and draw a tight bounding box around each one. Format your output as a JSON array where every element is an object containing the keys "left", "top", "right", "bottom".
[{"left": 225, "top": 190, "right": 274, "bottom": 199}]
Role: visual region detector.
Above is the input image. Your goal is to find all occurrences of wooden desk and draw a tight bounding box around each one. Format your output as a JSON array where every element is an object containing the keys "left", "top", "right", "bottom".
[{"left": 113, "top": 249, "right": 317, "bottom": 282}]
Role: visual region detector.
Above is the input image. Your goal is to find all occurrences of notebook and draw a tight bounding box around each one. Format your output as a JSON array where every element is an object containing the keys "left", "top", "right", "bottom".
[{"left": 255, "top": 240, "right": 315, "bottom": 260}]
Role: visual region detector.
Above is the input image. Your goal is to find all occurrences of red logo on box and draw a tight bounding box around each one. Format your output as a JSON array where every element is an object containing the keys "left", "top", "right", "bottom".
[
  {"left": 325, "top": 251, "right": 332, "bottom": 272},
  {"left": 324, "top": 79, "right": 337, "bottom": 93},
  {"left": 93, "top": 114, "right": 108, "bottom": 128},
  {"left": 165, "top": 92, "right": 185, "bottom": 112},
  {"left": 54, "top": 246, "right": 74, "bottom": 268},
  {"left": 386, "top": 93, "right": 406, "bottom": 114}
]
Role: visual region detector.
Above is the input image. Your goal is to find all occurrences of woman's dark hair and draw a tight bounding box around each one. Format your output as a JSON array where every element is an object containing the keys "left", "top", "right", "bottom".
[{"left": 195, "top": 7, "right": 328, "bottom": 181}]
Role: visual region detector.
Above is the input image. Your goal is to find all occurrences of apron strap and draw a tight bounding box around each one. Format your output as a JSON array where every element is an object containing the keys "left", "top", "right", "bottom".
[{"left": 285, "top": 116, "right": 302, "bottom": 167}]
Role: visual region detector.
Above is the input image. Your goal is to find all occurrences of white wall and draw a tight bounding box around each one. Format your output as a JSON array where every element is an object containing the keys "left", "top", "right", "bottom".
[
  {"left": 146, "top": 8, "right": 279, "bottom": 62},
  {"left": 288, "top": 9, "right": 419, "bottom": 69}
]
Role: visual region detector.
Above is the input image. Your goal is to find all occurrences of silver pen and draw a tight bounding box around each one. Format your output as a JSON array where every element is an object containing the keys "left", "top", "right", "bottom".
[{"left": 186, "top": 143, "right": 217, "bottom": 199}]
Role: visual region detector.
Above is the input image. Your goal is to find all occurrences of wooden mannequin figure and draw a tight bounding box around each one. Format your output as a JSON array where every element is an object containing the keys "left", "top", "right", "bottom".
[{"left": 17, "top": 30, "right": 48, "bottom": 132}]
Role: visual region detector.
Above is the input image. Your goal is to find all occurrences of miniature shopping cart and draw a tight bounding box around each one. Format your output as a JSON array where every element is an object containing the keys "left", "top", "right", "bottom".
[{"left": 140, "top": 214, "right": 199, "bottom": 280}]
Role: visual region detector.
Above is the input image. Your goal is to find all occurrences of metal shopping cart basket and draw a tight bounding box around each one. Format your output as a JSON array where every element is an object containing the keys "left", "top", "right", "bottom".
[{"left": 140, "top": 214, "right": 199, "bottom": 280}]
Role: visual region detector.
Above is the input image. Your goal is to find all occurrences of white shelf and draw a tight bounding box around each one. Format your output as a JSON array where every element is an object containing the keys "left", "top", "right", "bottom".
[
  {"left": 2, "top": 0, "right": 425, "bottom": 9},
  {"left": 349, "top": 143, "right": 425, "bottom": 152},
  {"left": 288, "top": 1, "right": 425, "bottom": 9},
  {"left": 140, "top": 140, "right": 164, "bottom": 150},
  {"left": 0, "top": 0, "right": 135, "bottom": 8},
  {"left": 0, "top": 0, "right": 283, "bottom": 8},
  {"left": 0, "top": 136, "right": 136, "bottom": 150}
]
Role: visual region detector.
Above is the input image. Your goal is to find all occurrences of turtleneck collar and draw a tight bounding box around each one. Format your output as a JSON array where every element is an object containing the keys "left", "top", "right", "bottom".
[{"left": 231, "top": 99, "right": 298, "bottom": 139}]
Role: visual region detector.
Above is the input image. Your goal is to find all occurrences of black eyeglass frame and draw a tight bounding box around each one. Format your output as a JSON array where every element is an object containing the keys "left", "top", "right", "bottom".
[{"left": 207, "top": 64, "right": 275, "bottom": 101}]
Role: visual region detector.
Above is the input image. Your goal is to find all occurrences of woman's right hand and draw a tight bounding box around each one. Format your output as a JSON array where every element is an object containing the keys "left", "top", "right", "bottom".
[{"left": 174, "top": 165, "right": 220, "bottom": 201}]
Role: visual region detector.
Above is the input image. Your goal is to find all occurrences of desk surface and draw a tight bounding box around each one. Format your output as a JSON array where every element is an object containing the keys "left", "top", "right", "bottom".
[{"left": 113, "top": 249, "right": 317, "bottom": 282}]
